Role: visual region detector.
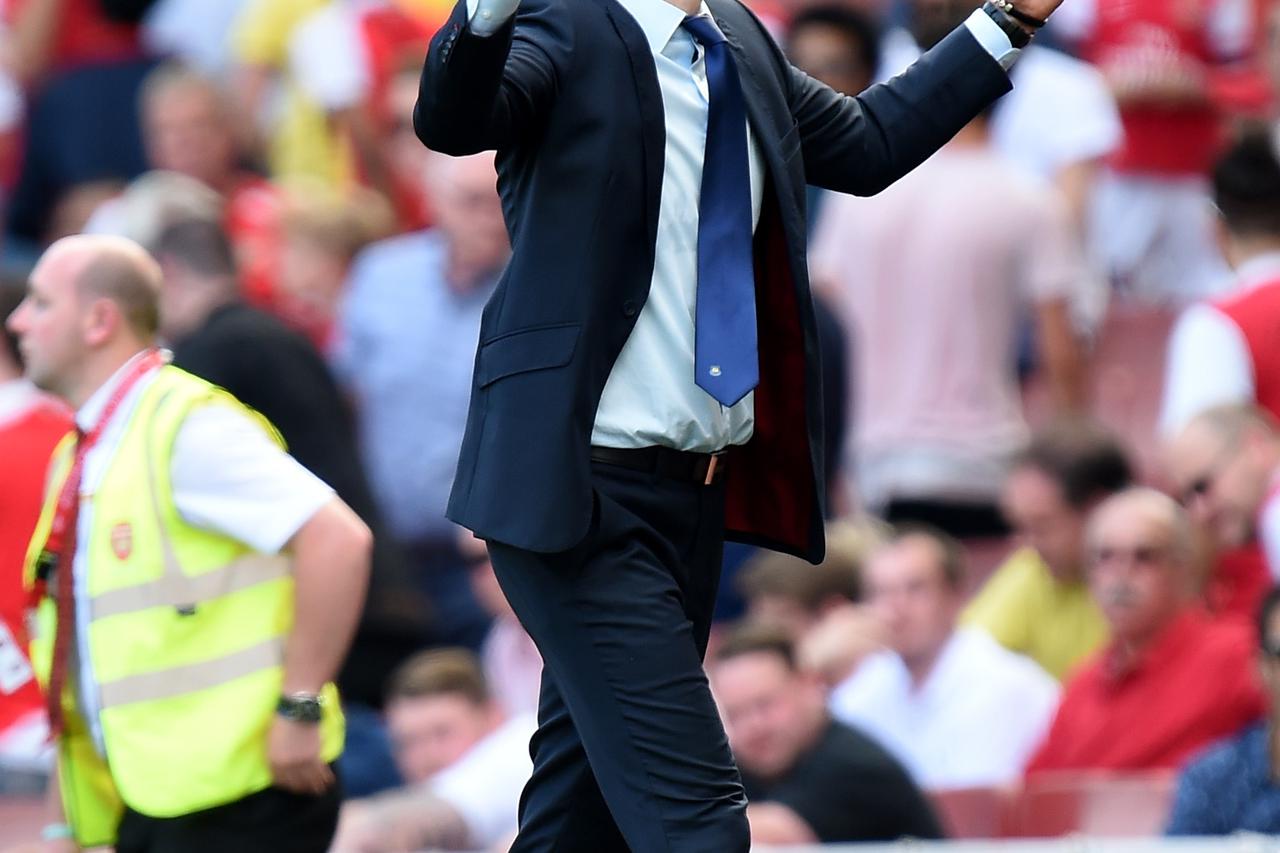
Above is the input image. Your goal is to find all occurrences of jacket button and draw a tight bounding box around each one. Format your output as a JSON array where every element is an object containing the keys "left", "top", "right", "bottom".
[{"left": 622, "top": 300, "right": 638, "bottom": 318}]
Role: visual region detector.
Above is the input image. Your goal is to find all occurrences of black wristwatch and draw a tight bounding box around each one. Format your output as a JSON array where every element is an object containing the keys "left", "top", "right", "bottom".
[
  {"left": 277, "top": 692, "right": 323, "bottom": 724},
  {"left": 982, "top": 0, "right": 1033, "bottom": 48}
]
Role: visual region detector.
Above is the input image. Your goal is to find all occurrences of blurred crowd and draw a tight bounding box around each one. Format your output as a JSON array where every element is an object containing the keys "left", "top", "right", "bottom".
[{"left": 4, "top": 0, "right": 1280, "bottom": 849}]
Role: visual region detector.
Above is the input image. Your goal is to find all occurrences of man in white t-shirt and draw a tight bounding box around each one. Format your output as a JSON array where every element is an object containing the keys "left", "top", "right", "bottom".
[
  {"left": 1168, "top": 405, "right": 1280, "bottom": 580},
  {"left": 331, "top": 648, "right": 535, "bottom": 852},
  {"left": 878, "top": 0, "right": 1120, "bottom": 330},
  {"left": 830, "top": 527, "right": 1060, "bottom": 789},
  {"left": 810, "top": 110, "right": 1087, "bottom": 531}
]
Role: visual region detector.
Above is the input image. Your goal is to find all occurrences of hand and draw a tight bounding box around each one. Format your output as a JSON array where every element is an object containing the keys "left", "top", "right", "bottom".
[
  {"left": 1011, "top": 0, "right": 1065, "bottom": 29},
  {"left": 267, "top": 715, "right": 334, "bottom": 795},
  {"left": 796, "top": 602, "right": 885, "bottom": 688}
]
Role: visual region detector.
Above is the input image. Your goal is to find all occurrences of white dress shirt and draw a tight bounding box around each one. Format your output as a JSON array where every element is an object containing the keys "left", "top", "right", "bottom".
[
  {"left": 463, "top": 0, "right": 1017, "bottom": 451},
  {"left": 1159, "top": 252, "right": 1280, "bottom": 436},
  {"left": 829, "top": 627, "right": 1060, "bottom": 789},
  {"left": 71, "top": 351, "right": 334, "bottom": 752}
]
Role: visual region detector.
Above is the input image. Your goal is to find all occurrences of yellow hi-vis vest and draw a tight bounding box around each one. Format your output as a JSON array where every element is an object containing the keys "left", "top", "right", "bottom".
[{"left": 24, "top": 365, "right": 344, "bottom": 848}]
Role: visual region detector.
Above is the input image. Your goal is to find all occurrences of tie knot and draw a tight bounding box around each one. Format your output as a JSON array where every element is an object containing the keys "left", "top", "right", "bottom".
[{"left": 681, "top": 15, "right": 725, "bottom": 47}]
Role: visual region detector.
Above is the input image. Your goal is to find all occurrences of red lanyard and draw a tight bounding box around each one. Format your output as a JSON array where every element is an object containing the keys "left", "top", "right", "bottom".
[{"left": 34, "top": 349, "right": 166, "bottom": 596}]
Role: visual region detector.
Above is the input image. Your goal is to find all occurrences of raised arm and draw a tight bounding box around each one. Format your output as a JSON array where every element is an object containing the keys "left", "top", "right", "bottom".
[
  {"left": 788, "top": 23, "right": 1012, "bottom": 196},
  {"left": 414, "top": 0, "right": 574, "bottom": 155},
  {"left": 788, "top": 0, "right": 1070, "bottom": 197}
]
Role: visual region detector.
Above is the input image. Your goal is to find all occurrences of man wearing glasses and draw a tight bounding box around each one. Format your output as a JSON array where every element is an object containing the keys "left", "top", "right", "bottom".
[
  {"left": 1025, "top": 488, "right": 1265, "bottom": 775},
  {"left": 1169, "top": 405, "right": 1280, "bottom": 583},
  {"left": 1157, "top": 134, "right": 1280, "bottom": 623}
]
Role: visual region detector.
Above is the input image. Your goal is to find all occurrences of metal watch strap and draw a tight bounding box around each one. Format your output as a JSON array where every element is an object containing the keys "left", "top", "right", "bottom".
[
  {"left": 982, "top": 0, "right": 1033, "bottom": 48},
  {"left": 277, "top": 692, "right": 323, "bottom": 724},
  {"left": 990, "top": 0, "right": 1049, "bottom": 28}
]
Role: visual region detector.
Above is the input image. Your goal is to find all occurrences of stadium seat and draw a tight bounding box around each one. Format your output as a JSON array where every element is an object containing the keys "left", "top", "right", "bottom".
[
  {"left": 1006, "top": 770, "right": 1179, "bottom": 837},
  {"left": 927, "top": 785, "right": 1013, "bottom": 839}
]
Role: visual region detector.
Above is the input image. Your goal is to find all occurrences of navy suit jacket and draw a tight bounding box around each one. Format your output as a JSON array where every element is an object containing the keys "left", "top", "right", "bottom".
[{"left": 416, "top": 0, "right": 1011, "bottom": 562}]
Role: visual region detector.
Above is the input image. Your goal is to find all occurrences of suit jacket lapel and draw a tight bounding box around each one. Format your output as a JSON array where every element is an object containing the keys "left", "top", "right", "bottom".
[{"left": 591, "top": 0, "right": 665, "bottom": 254}]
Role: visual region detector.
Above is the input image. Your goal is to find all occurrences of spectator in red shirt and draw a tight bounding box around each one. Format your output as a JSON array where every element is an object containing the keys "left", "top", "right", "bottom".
[
  {"left": 1027, "top": 488, "right": 1267, "bottom": 774},
  {"left": 1051, "top": 0, "right": 1255, "bottom": 304},
  {"left": 1168, "top": 405, "right": 1280, "bottom": 583},
  {"left": 0, "top": 278, "right": 71, "bottom": 776}
]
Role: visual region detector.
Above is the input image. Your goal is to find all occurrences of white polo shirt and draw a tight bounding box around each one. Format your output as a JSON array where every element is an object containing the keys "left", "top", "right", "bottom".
[
  {"left": 71, "top": 350, "right": 334, "bottom": 752},
  {"left": 830, "top": 627, "right": 1060, "bottom": 789}
]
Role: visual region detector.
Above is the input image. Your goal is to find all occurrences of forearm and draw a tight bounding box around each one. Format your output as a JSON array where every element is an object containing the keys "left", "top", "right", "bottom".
[
  {"left": 1036, "top": 298, "right": 1088, "bottom": 414},
  {"left": 6, "top": 0, "right": 65, "bottom": 85},
  {"left": 1053, "top": 159, "right": 1100, "bottom": 234},
  {"left": 796, "top": 22, "right": 1012, "bottom": 196},
  {"left": 282, "top": 499, "right": 372, "bottom": 693},
  {"left": 413, "top": 1, "right": 516, "bottom": 155},
  {"left": 414, "top": 0, "right": 568, "bottom": 155}
]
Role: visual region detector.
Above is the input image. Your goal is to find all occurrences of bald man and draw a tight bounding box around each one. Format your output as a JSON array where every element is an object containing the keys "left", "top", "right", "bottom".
[
  {"left": 5, "top": 235, "right": 372, "bottom": 853},
  {"left": 1168, "top": 405, "right": 1280, "bottom": 581},
  {"left": 1026, "top": 488, "right": 1265, "bottom": 775}
]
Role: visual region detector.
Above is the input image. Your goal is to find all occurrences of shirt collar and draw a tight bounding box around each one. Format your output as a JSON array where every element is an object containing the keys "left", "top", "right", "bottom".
[
  {"left": 614, "top": 0, "right": 713, "bottom": 55},
  {"left": 1236, "top": 251, "right": 1280, "bottom": 291},
  {"left": 75, "top": 349, "right": 156, "bottom": 434}
]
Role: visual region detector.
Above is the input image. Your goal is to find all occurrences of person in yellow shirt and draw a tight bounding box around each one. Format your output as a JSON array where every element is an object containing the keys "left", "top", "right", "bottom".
[
  {"left": 230, "top": 0, "right": 336, "bottom": 184},
  {"left": 962, "top": 420, "right": 1132, "bottom": 679}
]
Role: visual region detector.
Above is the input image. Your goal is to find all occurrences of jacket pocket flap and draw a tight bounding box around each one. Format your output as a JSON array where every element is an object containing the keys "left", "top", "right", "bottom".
[{"left": 477, "top": 323, "right": 580, "bottom": 388}]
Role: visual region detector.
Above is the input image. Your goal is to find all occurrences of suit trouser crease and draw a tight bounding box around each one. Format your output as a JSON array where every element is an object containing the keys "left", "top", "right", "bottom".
[{"left": 487, "top": 463, "right": 749, "bottom": 853}]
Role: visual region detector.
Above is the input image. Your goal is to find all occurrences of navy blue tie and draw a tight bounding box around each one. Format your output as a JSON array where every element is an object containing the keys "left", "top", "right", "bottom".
[{"left": 682, "top": 15, "right": 758, "bottom": 408}]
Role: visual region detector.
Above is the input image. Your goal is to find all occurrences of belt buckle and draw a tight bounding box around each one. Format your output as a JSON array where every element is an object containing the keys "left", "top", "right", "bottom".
[{"left": 703, "top": 454, "right": 720, "bottom": 486}]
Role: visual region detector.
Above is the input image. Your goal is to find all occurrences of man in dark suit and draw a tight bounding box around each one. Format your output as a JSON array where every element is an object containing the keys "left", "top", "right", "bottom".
[{"left": 414, "top": 0, "right": 1058, "bottom": 846}]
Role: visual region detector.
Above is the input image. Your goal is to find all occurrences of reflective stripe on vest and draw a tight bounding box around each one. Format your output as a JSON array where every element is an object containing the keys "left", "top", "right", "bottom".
[
  {"left": 85, "top": 386, "right": 291, "bottom": 710},
  {"left": 98, "top": 637, "right": 283, "bottom": 709},
  {"left": 90, "top": 555, "right": 290, "bottom": 621}
]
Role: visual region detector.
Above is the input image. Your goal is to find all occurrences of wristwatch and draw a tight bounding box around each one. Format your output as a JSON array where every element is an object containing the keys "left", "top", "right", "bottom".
[
  {"left": 982, "top": 0, "right": 1033, "bottom": 48},
  {"left": 277, "top": 692, "right": 323, "bottom": 724}
]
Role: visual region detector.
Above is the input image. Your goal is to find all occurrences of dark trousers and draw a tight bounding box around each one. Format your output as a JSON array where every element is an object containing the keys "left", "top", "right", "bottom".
[
  {"left": 488, "top": 461, "right": 750, "bottom": 853},
  {"left": 114, "top": 778, "right": 341, "bottom": 853}
]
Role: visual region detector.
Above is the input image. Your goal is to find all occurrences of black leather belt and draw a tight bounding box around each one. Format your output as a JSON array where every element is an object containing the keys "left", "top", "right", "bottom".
[{"left": 590, "top": 445, "right": 728, "bottom": 486}]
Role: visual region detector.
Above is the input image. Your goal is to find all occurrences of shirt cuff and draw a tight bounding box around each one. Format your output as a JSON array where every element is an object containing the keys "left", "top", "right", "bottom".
[
  {"left": 465, "top": 0, "right": 518, "bottom": 36},
  {"left": 963, "top": 7, "right": 1021, "bottom": 71}
]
